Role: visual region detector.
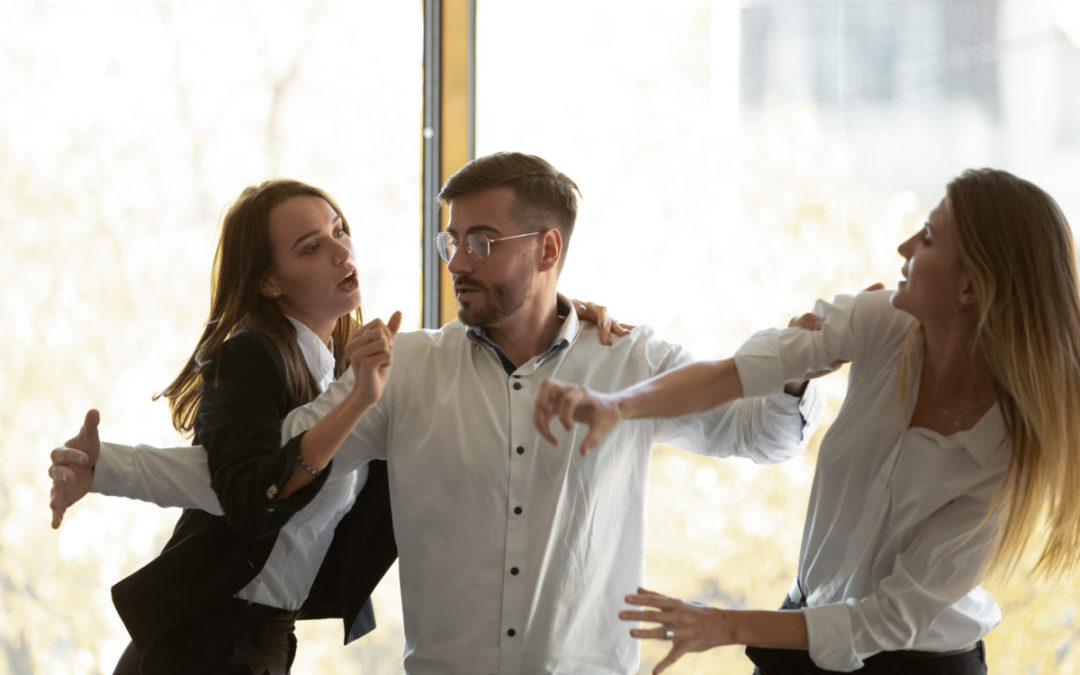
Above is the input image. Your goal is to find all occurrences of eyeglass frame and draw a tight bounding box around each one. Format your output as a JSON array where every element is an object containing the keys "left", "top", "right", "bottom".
[{"left": 434, "top": 230, "right": 544, "bottom": 263}]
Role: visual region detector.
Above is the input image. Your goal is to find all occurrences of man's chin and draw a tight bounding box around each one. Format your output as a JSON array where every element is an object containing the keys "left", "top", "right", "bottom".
[
  {"left": 457, "top": 304, "right": 485, "bottom": 327},
  {"left": 460, "top": 303, "right": 511, "bottom": 329}
]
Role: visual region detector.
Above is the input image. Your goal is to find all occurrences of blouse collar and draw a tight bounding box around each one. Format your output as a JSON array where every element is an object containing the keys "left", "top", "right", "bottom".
[{"left": 285, "top": 315, "right": 336, "bottom": 393}]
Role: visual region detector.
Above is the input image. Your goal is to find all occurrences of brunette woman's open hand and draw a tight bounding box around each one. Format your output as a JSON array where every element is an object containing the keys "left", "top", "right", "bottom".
[{"left": 346, "top": 311, "right": 402, "bottom": 409}]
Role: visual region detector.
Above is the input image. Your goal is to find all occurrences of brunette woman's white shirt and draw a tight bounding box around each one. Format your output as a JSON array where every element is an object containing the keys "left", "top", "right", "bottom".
[
  {"left": 92, "top": 318, "right": 366, "bottom": 611},
  {"left": 735, "top": 289, "right": 1007, "bottom": 672},
  {"left": 287, "top": 315, "right": 336, "bottom": 391}
]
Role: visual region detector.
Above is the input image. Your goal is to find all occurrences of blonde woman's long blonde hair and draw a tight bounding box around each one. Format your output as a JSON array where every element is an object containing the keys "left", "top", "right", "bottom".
[{"left": 945, "top": 168, "right": 1080, "bottom": 576}]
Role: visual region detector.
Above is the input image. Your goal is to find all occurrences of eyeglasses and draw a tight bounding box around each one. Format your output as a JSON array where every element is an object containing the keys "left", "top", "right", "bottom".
[{"left": 434, "top": 230, "right": 542, "bottom": 263}]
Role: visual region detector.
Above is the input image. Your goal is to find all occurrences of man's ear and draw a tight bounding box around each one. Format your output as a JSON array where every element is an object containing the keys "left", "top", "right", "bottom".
[{"left": 538, "top": 228, "right": 563, "bottom": 272}]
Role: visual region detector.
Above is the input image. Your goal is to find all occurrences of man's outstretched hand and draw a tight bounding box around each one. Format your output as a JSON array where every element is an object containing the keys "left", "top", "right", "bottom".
[{"left": 49, "top": 409, "right": 100, "bottom": 529}]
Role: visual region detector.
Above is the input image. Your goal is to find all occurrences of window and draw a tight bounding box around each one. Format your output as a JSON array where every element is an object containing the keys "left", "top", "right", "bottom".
[
  {"left": 476, "top": 1, "right": 1080, "bottom": 672},
  {"left": 1, "top": 2, "right": 418, "bottom": 671}
]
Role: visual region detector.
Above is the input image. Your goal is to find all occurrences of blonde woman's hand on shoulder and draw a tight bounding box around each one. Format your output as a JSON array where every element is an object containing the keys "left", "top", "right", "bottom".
[{"left": 572, "top": 298, "right": 633, "bottom": 346}]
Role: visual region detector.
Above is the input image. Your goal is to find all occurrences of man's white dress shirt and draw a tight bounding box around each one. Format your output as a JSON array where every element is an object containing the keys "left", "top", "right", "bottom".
[
  {"left": 282, "top": 306, "right": 817, "bottom": 675},
  {"left": 93, "top": 304, "right": 819, "bottom": 674},
  {"left": 736, "top": 290, "right": 1007, "bottom": 671}
]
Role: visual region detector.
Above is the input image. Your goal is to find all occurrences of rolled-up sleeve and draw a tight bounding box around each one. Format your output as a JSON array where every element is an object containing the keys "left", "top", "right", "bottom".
[
  {"left": 659, "top": 294, "right": 866, "bottom": 463},
  {"left": 651, "top": 336, "right": 825, "bottom": 465},
  {"left": 734, "top": 294, "right": 858, "bottom": 399}
]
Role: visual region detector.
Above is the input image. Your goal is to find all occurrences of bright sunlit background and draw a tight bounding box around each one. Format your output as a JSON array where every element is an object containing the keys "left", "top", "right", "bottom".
[{"left": 4, "top": 1, "right": 1080, "bottom": 673}]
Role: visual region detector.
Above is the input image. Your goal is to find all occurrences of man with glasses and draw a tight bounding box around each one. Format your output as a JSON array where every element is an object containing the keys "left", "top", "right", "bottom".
[{"left": 50, "top": 151, "right": 820, "bottom": 674}]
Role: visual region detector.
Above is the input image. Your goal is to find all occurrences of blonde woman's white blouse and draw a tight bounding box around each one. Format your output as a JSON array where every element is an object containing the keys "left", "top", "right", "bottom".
[{"left": 734, "top": 289, "right": 1008, "bottom": 671}]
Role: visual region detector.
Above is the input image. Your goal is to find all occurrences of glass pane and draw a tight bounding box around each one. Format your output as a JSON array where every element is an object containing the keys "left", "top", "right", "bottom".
[
  {"left": 1, "top": 2, "right": 418, "bottom": 672},
  {"left": 477, "top": 1, "right": 1080, "bottom": 673}
]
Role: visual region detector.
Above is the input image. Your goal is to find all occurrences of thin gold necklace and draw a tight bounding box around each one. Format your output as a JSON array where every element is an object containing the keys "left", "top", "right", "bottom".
[{"left": 933, "top": 395, "right": 989, "bottom": 430}]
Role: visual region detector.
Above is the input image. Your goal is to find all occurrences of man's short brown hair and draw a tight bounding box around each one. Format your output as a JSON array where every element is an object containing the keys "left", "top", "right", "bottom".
[{"left": 439, "top": 152, "right": 580, "bottom": 267}]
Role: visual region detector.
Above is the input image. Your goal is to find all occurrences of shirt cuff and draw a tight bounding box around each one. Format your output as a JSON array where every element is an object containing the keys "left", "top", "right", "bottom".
[
  {"left": 734, "top": 329, "right": 784, "bottom": 398},
  {"left": 797, "top": 380, "right": 825, "bottom": 443},
  {"left": 92, "top": 441, "right": 136, "bottom": 497},
  {"left": 804, "top": 602, "right": 864, "bottom": 672}
]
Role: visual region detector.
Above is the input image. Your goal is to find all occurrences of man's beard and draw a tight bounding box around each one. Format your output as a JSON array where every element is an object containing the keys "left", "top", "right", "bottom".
[{"left": 456, "top": 271, "right": 532, "bottom": 328}]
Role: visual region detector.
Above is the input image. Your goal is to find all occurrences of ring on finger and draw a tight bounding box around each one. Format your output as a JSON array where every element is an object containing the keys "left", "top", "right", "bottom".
[{"left": 664, "top": 628, "right": 675, "bottom": 640}]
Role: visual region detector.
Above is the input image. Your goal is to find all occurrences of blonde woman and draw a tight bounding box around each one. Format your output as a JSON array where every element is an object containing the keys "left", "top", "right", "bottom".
[{"left": 534, "top": 169, "right": 1080, "bottom": 674}]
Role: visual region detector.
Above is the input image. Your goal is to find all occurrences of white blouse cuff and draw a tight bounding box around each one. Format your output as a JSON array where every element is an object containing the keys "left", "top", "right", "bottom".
[
  {"left": 733, "top": 329, "right": 784, "bottom": 398},
  {"left": 804, "top": 602, "right": 864, "bottom": 672}
]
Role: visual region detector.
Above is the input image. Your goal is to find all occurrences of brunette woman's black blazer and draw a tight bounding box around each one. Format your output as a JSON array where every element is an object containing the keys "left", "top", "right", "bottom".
[{"left": 111, "top": 328, "right": 397, "bottom": 648}]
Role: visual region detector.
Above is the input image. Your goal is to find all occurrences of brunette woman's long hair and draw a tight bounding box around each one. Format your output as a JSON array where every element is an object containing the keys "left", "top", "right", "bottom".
[{"left": 158, "top": 179, "right": 361, "bottom": 435}]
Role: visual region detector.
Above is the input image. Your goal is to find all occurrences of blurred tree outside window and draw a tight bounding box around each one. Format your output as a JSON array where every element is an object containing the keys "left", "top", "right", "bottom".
[{"left": 1, "top": 2, "right": 419, "bottom": 672}]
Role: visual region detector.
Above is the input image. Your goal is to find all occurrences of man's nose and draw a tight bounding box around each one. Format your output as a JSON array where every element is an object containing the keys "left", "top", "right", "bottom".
[{"left": 447, "top": 242, "right": 472, "bottom": 274}]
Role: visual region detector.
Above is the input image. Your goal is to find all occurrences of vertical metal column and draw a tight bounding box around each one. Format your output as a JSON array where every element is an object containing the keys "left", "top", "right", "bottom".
[
  {"left": 422, "top": 0, "right": 475, "bottom": 329},
  {"left": 421, "top": 0, "right": 443, "bottom": 330}
]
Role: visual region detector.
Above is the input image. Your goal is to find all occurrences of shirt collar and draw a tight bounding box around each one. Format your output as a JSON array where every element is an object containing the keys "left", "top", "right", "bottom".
[
  {"left": 466, "top": 295, "right": 579, "bottom": 375},
  {"left": 907, "top": 346, "right": 1009, "bottom": 467},
  {"left": 285, "top": 315, "right": 336, "bottom": 393},
  {"left": 951, "top": 402, "right": 1009, "bottom": 467}
]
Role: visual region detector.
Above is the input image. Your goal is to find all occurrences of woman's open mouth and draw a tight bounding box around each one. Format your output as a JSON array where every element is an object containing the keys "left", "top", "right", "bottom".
[{"left": 338, "top": 270, "right": 359, "bottom": 292}]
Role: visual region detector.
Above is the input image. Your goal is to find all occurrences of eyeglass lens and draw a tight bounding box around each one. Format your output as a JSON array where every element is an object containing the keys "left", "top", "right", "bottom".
[{"left": 436, "top": 232, "right": 491, "bottom": 263}]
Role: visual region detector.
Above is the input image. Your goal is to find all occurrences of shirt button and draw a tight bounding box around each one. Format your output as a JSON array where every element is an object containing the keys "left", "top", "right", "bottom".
[
  {"left": 513, "top": 382, "right": 522, "bottom": 390},
  {"left": 516, "top": 446, "right": 525, "bottom": 455},
  {"left": 513, "top": 506, "right": 523, "bottom": 515},
  {"left": 507, "top": 628, "right": 517, "bottom": 637},
  {"left": 510, "top": 566, "right": 519, "bottom": 575}
]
